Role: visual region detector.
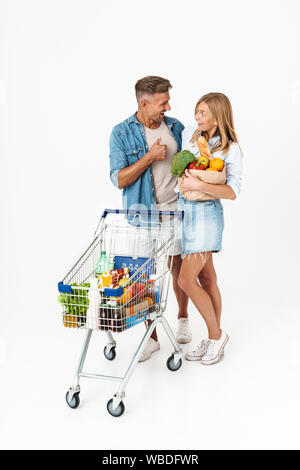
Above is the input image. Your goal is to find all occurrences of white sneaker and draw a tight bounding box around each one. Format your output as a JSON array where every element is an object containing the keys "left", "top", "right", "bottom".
[
  {"left": 185, "top": 340, "right": 208, "bottom": 361},
  {"left": 201, "top": 330, "right": 229, "bottom": 365},
  {"left": 138, "top": 338, "right": 160, "bottom": 362},
  {"left": 176, "top": 318, "right": 192, "bottom": 344}
]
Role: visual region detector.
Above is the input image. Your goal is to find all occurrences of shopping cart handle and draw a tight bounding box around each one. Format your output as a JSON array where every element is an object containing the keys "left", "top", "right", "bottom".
[
  {"left": 58, "top": 282, "right": 72, "bottom": 293},
  {"left": 102, "top": 209, "right": 184, "bottom": 220},
  {"left": 104, "top": 286, "right": 124, "bottom": 297}
]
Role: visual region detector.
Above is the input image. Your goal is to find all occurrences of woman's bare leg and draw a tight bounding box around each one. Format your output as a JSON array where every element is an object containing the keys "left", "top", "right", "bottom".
[
  {"left": 198, "top": 252, "right": 222, "bottom": 328},
  {"left": 150, "top": 255, "right": 189, "bottom": 341},
  {"left": 168, "top": 255, "right": 189, "bottom": 319},
  {"left": 178, "top": 252, "right": 221, "bottom": 340}
]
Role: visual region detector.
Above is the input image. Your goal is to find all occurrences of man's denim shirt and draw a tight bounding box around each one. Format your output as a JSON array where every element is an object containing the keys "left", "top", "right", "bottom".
[{"left": 109, "top": 113, "right": 184, "bottom": 212}]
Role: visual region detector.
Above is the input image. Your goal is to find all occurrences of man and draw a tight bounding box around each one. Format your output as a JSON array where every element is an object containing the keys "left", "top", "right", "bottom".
[{"left": 109, "top": 76, "right": 192, "bottom": 361}]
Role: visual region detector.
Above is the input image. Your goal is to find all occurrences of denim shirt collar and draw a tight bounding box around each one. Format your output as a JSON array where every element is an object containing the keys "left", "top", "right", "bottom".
[{"left": 127, "top": 112, "right": 177, "bottom": 130}]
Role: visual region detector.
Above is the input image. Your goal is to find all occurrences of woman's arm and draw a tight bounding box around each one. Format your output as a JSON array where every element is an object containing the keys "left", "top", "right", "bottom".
[
  {"left": 197, "top": 180, "right": 236, "bottom": 199},
  {"left": 181, "top": 171, "right": 236, "bottom": 199}
]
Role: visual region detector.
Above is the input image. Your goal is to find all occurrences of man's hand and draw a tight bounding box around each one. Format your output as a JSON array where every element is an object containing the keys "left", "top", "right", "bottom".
[
  {"left": 117, "top": 138, "right": 167, "bottom": 189},
  {"left": 148, "top": 137, "right": 167, "bottom": 162}
]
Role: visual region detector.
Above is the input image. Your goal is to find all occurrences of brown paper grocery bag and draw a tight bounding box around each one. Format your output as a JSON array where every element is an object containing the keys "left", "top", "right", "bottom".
[{"left": 178, "top": 166, "right": 226, "bottom": 201}]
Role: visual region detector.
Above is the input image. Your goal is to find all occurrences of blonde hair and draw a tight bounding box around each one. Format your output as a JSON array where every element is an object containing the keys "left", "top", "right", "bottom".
[{"left": 190, "top": 92, "right": 240, "bottom": 156}]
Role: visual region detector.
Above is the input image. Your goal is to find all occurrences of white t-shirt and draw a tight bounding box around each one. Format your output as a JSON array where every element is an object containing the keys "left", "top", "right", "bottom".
[{"left": 144, "top": 120, "right": 178, "bottom": 211}]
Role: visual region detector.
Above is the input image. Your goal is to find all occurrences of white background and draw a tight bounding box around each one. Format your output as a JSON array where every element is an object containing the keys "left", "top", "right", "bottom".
[{"left": 1, "top": 0, "right": 300, "bottom": 450}]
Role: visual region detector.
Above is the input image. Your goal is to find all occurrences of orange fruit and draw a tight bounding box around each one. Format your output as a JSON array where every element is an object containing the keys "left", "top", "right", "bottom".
[
  {"left": 209, "top": 158, "right": 224, "bottom": 171},
  {"left": 206, "top": 167, "right": 218, "bottom": 171}
]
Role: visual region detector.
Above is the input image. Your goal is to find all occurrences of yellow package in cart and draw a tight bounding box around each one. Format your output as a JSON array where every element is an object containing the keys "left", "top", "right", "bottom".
[
  {"left": 63, "top": 314, "right": 78, "bottom": 328},
  {"left": 96, "top": 267, "right": 130, "bottom": 288}
]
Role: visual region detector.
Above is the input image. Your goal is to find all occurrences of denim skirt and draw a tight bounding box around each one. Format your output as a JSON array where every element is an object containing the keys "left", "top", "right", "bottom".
[{"left": 177, "top": 195, "right": 224, "bottom": 255}]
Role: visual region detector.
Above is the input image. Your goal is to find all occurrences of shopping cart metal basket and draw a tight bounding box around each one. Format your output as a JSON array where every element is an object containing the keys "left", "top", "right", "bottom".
[{"left": 58, "top": 208, "right": 184, "bottom": 417}]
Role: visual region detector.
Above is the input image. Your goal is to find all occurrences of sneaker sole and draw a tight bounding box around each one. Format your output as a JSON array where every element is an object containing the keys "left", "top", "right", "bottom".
[
  {"left": 200, "top": 335, "right": 228, "bottom": 365},
  {"left": 177, "top": 337, "right": 192, "bottom": 344},
  {"left": 185, "top": 351, "right": 224, "bottom": 362},
  {"left": 185, "top": 355, "right": 204, "bottom": 361}
]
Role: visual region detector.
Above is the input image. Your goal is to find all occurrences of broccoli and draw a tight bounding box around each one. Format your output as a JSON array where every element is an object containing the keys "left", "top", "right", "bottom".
[{"left": 171, "top": 150, "right": 195, "bottom": 177}]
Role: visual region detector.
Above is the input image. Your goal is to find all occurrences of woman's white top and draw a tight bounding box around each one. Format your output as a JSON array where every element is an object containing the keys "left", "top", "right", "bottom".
[{"left": 181, "top": 126, "right": 243, "bottom": 197}]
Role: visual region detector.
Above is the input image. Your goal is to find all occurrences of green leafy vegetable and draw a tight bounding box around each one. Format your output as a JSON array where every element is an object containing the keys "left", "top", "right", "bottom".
[
  {"left": 58, "top": 283, "right": 90, "bottom": 319},
  {"left": 171, "top": 150, "right": 195, "bottom": 177}
]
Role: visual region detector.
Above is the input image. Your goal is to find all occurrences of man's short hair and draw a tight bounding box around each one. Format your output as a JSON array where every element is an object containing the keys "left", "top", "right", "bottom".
[{"left": 135, "top": 76, "right": 172, "bottom": 103}]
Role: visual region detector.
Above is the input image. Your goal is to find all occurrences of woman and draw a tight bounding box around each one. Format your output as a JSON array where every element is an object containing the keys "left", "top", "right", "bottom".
[{"left": 177, "top": 92, "right": 243, "bottom": 365}]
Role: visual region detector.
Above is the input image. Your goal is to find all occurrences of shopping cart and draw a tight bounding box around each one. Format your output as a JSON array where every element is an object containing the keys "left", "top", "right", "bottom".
[{"left": 58, "top": 208, "right": 184, "bottom": 417}]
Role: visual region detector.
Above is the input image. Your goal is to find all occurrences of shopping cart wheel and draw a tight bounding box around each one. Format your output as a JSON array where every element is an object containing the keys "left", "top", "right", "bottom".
[
  {"left": 104, "top": 345, "right": 116, "bottom": 361},
  {"left": 65, "top": 391, "right": 80, "bottom": 409},
  {"left": 107, "top": 398, "right": 125, "bottom": 417},
  {"left": 166, "top": 354, "right": 182, "bottom": 372}
]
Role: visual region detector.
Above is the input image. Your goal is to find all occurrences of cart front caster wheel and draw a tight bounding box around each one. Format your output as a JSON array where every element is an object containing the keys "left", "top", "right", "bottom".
[
  {"left": 104, "top": 345, "right": 116, "bottom": 361},
  {"left": 65, "top": 391, "right": 80, "bottom": 409},
  {"left": 107, "top": 398, "right": 125, "bottom": 417},
  {"left": 167, "top": 355, "right": 182, "bottom": 372}
]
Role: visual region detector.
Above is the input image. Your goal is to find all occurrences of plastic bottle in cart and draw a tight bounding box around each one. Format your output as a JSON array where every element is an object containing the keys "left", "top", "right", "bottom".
[
  {"left": 108, "top": 257, "right": 114, "bottom": 270},
  {"left": 110, "top": 305, "right": 125, "bottom": 332},
  {"left": 86, "top": 278, "right": 101, "bottom": 329},
  {"left": 99, "top": 306, "right": 110, "bottom": 330},
  {"left": 95, "top": 251, "right": 110, "bottom": 274}
]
